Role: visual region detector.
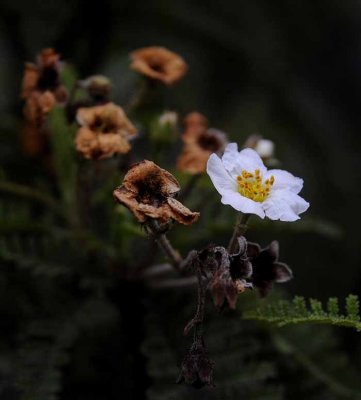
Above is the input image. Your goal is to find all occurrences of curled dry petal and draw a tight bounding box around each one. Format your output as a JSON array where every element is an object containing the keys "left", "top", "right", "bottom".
[
  {"left": 130, "top": 46, "right": 188, "bottom": 85},
  {"left": 113, "top": 160, "right": 199, "bottom": 225}
]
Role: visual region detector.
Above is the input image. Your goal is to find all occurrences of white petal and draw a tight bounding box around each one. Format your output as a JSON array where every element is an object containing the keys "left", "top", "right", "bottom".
[
  {"left": 222, "top": 144, "right": 267, "bottom": 178},
  {"left": 263, "top": 189, "right": 309, "bottom": 222},
  {"left": 206, "top": 153, "right": 236, "bottom": 196},
  {"left": 266, "top": 169, "right": 304, "bottom": 194},
  {"left": 221, "top": 190, "right": 265, "bottom": 218}
]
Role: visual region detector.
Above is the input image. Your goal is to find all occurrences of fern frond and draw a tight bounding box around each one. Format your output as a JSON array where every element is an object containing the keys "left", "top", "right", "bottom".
[{"left": 244, "top": 295, "right": 361, "bottom": 331}]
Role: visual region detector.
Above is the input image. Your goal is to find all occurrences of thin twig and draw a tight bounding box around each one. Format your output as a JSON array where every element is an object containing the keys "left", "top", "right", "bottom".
[
  {"left": 227, "top": 213, "right": 250, "bottom": 254},
  {"left": 146, "top": 220, "right": 183, "bottom": 269},
  {"left": 183, "top": 263, "right": 207, "bottom": 338}
]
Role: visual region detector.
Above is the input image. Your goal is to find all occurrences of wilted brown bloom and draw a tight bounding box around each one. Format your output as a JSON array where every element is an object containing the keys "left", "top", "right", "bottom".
[
  {"left": 113, "top": 160, "right": 199, "bottom": 225},
  {"left": 21, "top": 49, "right": 68, "bottom": 157},
  {"left": 75, "top": 103, "right": 137, "bottom": 160},
  {"left": 21, "top": 48, "right": 67, "bottom": 125},
  {"left": 177, "top": 339, "right": 214, "bottom": 388},
  {"left": 177, "top": 112, "right": 227, "bottom": 174},
  {"left": 247, "top": 240, "right": 292, "bottom": 297},
  {"left": 130, "top": 46, "right": 188, "bottom": 85}
]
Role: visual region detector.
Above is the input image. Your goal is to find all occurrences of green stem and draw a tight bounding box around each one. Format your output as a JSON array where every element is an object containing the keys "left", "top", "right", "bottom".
[{"left": 227, "top": 213, "right": 250, "bottom": 254}]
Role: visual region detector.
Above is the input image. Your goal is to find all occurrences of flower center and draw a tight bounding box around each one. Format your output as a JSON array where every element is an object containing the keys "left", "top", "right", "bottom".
[{"left": 236, "top": 169, "right": 274, "bottom": 202}]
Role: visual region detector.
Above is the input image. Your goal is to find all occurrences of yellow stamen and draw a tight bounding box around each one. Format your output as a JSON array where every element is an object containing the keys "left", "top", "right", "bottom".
[{"left": 236, "top": 169, "right": 275, "bottom": 202}]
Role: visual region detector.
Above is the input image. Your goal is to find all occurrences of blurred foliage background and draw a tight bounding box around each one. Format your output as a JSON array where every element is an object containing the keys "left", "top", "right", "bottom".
[{"left": 1, "top": 1, "right": 361, "bottom": 399}]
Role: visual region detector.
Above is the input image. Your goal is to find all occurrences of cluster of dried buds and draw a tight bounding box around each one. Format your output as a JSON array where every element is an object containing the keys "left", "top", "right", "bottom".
[{"left": 176, "top": 236, "right": 292, "bottom": 387}]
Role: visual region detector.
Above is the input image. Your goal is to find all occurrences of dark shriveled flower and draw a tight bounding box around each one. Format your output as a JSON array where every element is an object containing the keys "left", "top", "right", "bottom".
[
  {"left": 130, "top": 46, "right": 188, "bottom": 85},
  {"left": 203, "top": 237, "right": 252, "bottom": 310},
  {"left": 113, "top": 160, "right": 200, "bottom": 225},
  {"left": 177, "top": 112, "right": 227, "bottom": 174},
  {"left": 177, "top": 339, "right": 214, "bottom": 388},
  {"left": 247, "top": 240, "right": 292, "bottom": 297}
]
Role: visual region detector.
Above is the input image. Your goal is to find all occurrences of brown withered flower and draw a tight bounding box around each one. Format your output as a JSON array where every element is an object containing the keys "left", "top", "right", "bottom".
[
  {"left": 21, "top": 48, "right": 67, "bottom": 126},
  {"left": 75, "top": 102, "right": 137, "bottom": 160},
  {"left": 113, "top": 160, "right": 199, "bottom": 225},
  {"left": 130, "top": 46, "right": 188, "bottom": 85},
  {"left": 247, "top": 240, "right": 293, "bottom": 297},
  {"left": 202, "top": 238, "right": 252, "bottom": 310},
  {"left": 177, "top": 112, "right": 227, "bottom": 174},
  {"left": 177, "top": 339, "right": 214, "bottom": 388}
]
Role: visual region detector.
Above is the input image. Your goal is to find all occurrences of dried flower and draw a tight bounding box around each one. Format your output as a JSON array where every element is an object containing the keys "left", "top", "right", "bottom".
[
  {"left": 247, "top": 240, "right": 292, "bottom": 297},
  {"left": 130, "top": 46, "right": 188, "bottom": 85},
  {"left": 207, "top": 143, "right": 309, "bottom": 221},
  {"left": 177, "top": 112, "right": 227, "bottom": 174},
  {"left": 177, "top": 339, "right": 214, "bottom": 388},
  {"left": 75, "top": 103, "right": 137, "bottom": 159},
  {"left": 113, "top": 160, "right": 199, "bottom": 225},
  {"left": 21, "top": 48, "right": 67, "bottom": 125},
  {"left": 207, "top": 238, "right": 252, "bottom": 309}
]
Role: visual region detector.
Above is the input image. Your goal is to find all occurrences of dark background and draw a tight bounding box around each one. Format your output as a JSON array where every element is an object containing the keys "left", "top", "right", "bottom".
[{"left": 1, "top": 0, "right": 361, "bottom": 398}]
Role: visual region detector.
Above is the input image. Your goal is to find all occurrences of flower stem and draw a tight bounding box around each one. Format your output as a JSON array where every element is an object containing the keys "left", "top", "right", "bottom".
[
  {"left": 183, "top": 263, "right": 207, "bottom": 339},
  {"left": 146, "top": 220, "right": 182, "bottom": 269},
  {"left": 227, "top": 213, "right": 250, "bottom": 254}
]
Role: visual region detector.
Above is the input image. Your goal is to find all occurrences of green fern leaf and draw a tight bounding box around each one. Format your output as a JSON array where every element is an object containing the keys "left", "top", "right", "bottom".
[{"left": 244, "top": 295, "right": 361, "bottom": 331}]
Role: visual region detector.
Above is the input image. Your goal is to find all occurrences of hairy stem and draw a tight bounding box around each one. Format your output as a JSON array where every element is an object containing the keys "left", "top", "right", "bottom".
[{"left": 227, "top": 213, "right": 250, "bottom": 253}]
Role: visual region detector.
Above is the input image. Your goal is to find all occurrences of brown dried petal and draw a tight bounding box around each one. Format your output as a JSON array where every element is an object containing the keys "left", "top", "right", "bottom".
[
  {"left": 167, "top": 197, "right": 200, "bottom": 225},
  {"left": 76, "top": 103, "right": 136, "bottom": 137},
  {"left": 122, "top": 160, "right": 180, "bottom": 196},
  {"left": 97, "top": 133, "right": 131, "bottom": 158},
  {"left": 75, "top": 127, "right": 99, "bottom": 159},
  {"left": 23, "top": 91, "right": 56, "bottom": 125},
  {"left": 130, "top": 46, "right": 188, "bottom": 85}
]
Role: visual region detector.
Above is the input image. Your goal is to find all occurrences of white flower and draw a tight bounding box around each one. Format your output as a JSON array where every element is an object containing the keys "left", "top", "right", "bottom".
[
  {"left": 254, "top": 139, "right": 274, "bottom": 159},
  {"left": 206, "top": 143, "right": 309, "bottom": 221}
]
